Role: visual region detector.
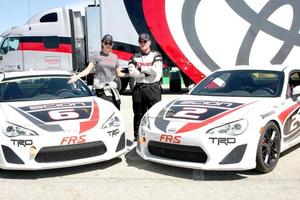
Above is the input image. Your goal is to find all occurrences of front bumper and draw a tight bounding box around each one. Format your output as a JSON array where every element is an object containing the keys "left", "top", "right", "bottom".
[
  {"left": 0, "top": 132, "right": 126, "bottom": 170},
  {"left": 136, "top": 127, "right": 259, "bottom": 171}
]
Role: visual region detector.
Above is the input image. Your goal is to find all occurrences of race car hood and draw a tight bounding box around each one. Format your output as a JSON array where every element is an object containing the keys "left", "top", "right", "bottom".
[
  {"left": 0, "top": 97, "right": 118, "bottom": 134},
  {"left": 148, "top": 95, "right": 276, "bottom": 134}
]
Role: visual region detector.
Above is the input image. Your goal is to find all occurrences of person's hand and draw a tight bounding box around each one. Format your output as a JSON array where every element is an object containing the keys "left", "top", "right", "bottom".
[{"left": 68, "top": 74, "right": 79, "bottom": 83}]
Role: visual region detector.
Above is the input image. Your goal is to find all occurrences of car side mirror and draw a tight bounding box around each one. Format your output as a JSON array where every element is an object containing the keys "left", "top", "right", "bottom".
[{"left": 0, "top": 55, "right": 2, "bottom": 61}]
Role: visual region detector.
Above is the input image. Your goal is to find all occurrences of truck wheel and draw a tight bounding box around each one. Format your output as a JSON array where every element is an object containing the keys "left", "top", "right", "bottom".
[
  {"left": 169, "top": 70, "right": 181, "bottom": 92},
  {"left": 180, "top": 69, "right": 194, "bottom": 88},
  {"left": 114, "top": 77, "right": 122, "bottom": 92},
  {"left": 120, "top": 77, "right": 129, "bottom": 93},
  {"left": 129, "top": 77, "right": 136, "bottom": 91},
  {"left": 256, "top": 121, "right": 281, "bottom": 173}
]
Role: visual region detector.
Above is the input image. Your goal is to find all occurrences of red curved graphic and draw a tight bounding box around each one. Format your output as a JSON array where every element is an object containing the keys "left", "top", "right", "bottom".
[
  {"left": 278, "top": 102, "right": 300, "bottom": 124},
  {"left": 112, "top": 49, "right": 133, "bottom": 61},
  {"left": 79, "top": 100, "right": 99, "bottom": 133},
  {"left": 142, "top": 0, "right": 205, "bottom": 83}
]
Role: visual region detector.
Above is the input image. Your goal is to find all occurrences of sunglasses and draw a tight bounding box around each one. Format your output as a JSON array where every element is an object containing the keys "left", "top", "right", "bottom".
[
  {"left": 103, "top": 41, "right": 113, "bottom": 46},
  {"left": 138, "top": 40, "right": 148, "bottom": 44}
]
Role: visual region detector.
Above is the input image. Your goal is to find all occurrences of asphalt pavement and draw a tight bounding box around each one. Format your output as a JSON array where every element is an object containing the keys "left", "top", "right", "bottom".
[{"left": 0, "top": 89, "right": 300, "bottom": 200}]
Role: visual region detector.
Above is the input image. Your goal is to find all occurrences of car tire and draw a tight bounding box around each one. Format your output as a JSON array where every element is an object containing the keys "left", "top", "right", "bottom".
[{"left": 256, "top": 121, "right": 281, "bottom": 173}]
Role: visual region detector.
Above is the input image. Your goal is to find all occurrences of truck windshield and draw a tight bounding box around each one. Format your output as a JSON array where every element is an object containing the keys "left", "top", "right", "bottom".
[
  {"left": 0, "top": 75, "right": 94, "bottom": 101},
  {"left": 190, "top": 70, "right": 284, "bottom": 97}
]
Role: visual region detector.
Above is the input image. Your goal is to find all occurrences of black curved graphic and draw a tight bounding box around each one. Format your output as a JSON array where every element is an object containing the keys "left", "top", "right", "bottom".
[
  {"left": 226, "top": 0, "right": 300, "bottom": 65},
  {"left": 182, "top": 0, "right": 220, "bottom": 72}
]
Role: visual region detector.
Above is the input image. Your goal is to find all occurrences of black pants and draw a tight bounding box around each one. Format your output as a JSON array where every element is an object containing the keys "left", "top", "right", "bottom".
[
  {"left": 132, "top": 82, "right": 162, "bottom": 138},
  {"left": 95, "top": 89, "right": 121, "bottom": 110}
]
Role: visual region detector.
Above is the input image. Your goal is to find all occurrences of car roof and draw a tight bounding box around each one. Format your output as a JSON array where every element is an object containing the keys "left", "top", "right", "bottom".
[
  {"left": 217, "top": 65, "right": 288, "bottom": 72},
  {"left": 0, "top": 70, "right": 72, "bottom": 81}
]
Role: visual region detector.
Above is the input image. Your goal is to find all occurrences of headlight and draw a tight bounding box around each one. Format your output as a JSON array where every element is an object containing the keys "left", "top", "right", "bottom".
[
  {"left": 102, "top": 113, "right": 121, "bottom": 129},
  {"left": 140, "top": 113, "right": 150, "bottom": 129},
  {"left": 2, "top": 121, "right": 38, "bottom": 137},
  {"left": 206, "top": 119, "right": 248, "bottom": 135}
]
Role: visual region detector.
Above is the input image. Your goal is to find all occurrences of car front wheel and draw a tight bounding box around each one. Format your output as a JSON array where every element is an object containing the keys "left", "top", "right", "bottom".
[{"left": 256, "top": 121, "right": 281, "bottom": 173}]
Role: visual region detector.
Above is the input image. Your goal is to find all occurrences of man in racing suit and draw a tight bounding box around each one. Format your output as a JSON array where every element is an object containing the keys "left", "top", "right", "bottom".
[{"left": 128, "top": 33, "right": 163, "bottom": 141}]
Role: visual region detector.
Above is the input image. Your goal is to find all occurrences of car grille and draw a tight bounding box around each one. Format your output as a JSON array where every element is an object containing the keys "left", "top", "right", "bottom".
[
  {"left": 35, "top": 141, "right": 107, "bottom": 163},
  {"left": 148, "top": 141, "right": 207, "bottom": 163}
]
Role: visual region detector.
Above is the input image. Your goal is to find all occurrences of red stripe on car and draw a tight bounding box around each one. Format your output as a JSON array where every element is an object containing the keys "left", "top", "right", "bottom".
[
  {"left": 79, "top": 100, "right": 99, "bottom": 133},
  {"left": 278, "top": 102, "right": 300, "bottom": 124}
]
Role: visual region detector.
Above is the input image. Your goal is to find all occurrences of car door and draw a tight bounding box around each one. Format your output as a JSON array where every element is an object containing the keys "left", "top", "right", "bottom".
[
  {"left": 280, "top": 70, "right": 300, "bottom": 146},
  {"left": 0, "top": 37, "right": 23, "bottom": 71}
]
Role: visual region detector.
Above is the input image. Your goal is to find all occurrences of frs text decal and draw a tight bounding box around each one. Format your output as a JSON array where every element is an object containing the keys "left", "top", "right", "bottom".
[
  {"left": 160, "top": 134, "right": 181, "bottom": 144},
  {"left": 61, "top": 135, "right": 86, "bottom": 145}
]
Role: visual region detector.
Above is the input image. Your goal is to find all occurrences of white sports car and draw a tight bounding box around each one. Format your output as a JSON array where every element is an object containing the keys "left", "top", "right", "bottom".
[
  {"left": 0, "top": 70, "right": 126, "bottom": 170},
  {"left": 137, "top": 65, "right": 300, "bottom": 173}
]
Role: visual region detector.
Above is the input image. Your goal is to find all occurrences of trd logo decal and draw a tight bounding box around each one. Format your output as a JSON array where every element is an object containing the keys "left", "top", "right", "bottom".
[
  {"left": 11, "top": 139, "right": 33, "bottom": 147},
  {"left": 209, "top": 137, "right": 236, "bottom": 145},
  {"left": 107, "top": 129, "right": 119, "bottom": 137}
]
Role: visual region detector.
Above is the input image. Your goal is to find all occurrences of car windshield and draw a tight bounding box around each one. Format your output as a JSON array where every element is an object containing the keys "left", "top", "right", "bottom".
[
  {"left": 0, "top": 75, "right": 94, "bottom": 101},
  {"left": 190, "top": 70, "right": 284, "bottom": 97}
]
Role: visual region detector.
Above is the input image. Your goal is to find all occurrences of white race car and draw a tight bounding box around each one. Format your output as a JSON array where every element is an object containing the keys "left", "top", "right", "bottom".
[
  {"left": 0, "top": 70, "right": 126, "bottom": 170},
  {"left": 137, "top": 65, "right": 300, "bottom": 173}
]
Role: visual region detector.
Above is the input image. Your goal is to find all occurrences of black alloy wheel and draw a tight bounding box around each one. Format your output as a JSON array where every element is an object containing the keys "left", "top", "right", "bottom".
[{"left": 256, "top": 121, "right": 281, "bottom": 173}]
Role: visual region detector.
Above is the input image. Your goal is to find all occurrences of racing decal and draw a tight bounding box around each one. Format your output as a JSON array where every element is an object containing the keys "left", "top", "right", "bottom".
[
  {"left": 18, "top": 102, "right": 92, "bottom": 122},
  {"left": 166, "top": 100, "right": 243, "bottom": 121},
  {"left": 278, "top": 102, "right": 300, "bottom": 124},
  {"left": 154, "top": 100, "right": 177, "bottom": 132},
  {"left": 11, "top": 106, "right": 64, "bottom": 132},
  {"left": 175, "top": 101, "right": 254, "bottom": 134},
  {"left": 279, "top": 102, "right": 300, "bottom": 142},
  {"left": 154, "top": 100, "right": 250, "bottom": 133},
  {"left": 11, "top": 100, "right": 99, "bottom": 133}
]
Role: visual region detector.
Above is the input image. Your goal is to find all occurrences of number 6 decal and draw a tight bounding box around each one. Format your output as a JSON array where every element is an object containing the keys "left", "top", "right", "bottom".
[
  {"left": 48, "top": 109, "right": 79, "bottom": 120},
  {"left": 173, "top": 107, "right": 207, "bottom": 119}
]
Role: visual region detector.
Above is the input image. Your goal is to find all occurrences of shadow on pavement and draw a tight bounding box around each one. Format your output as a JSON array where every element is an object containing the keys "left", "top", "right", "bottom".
[
  {"left": 125, "top": 147, "right": 248, "bottom": 181},
  {"left": 280, "top": 143, "right": 300, "bottom": 158},
  {"left": 0, "top": 157, "right": 122, "bottom": 179}
]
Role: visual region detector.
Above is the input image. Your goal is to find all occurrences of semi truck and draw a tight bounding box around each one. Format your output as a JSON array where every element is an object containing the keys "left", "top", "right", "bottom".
[{"left": 0, "top": 0, "right": 299, "bottom": 91}]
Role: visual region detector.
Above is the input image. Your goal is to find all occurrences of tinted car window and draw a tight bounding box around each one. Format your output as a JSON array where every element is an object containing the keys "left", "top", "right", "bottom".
[
  {"left": 190, "top": 70, "right": 284, "bottom": 97},
  {"left": 0, "top": 75, "right": 93, "bottom": 101}
]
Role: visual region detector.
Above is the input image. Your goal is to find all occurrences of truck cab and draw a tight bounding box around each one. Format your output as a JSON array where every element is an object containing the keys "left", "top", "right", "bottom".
[
  {"left": 0, "top": 33, "right": 23, "bottom": 71},
  {"left": 0, "top": 7, "right": 85, "bottom": 73}
]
